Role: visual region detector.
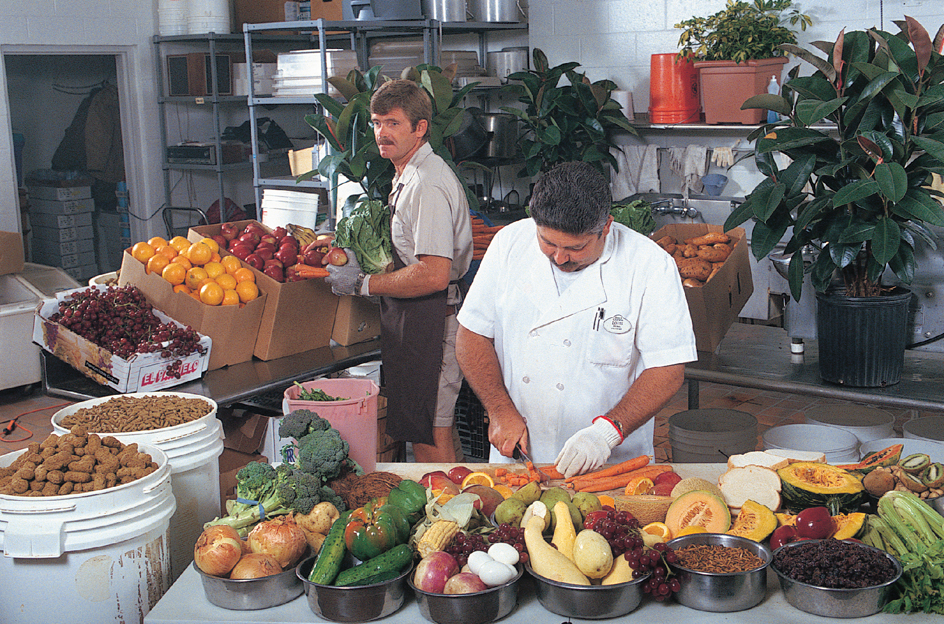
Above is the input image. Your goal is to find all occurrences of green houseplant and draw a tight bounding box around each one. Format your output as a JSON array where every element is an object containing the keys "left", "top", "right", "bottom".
[
  {"left": 500, "top": 48, "right": 636, "bottom": 178},
  {"left": 675, "top": 0, "right": 812, "bottom": 124},
  {"left": 726, "top": 17, "right": 944, "bottom": 386}
]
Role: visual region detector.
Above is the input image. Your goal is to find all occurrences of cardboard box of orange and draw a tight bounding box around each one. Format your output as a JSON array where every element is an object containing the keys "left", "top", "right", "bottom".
[
  {"left": 188, "top": 220, "right": 355, "bottom": 359},
  {"left": 118, "top": 248, "right": 266, "bottom": 370},
  {"left": 651, "top": 223, "right": 753, "bottom": 353}
]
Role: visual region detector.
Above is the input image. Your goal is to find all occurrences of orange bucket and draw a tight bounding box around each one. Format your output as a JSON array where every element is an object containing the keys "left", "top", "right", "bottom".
[{"left": 649, "top": 53, "right": 700, "bottom": 124}]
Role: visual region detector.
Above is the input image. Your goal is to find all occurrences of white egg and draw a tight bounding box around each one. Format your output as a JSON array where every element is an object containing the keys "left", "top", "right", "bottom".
[
  {"left": 478, "top": 560, "right": 516, "bottom": 587},
  {"left": 487, "top": 542, "right": 520, "bottom": 566},
  {"left": 466, "top": 550, "right": 493, "bottom": 576}
]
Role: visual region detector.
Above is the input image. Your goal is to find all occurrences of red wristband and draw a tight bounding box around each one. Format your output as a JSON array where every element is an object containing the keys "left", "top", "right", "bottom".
[{"left": 593, "top": 415, "right": 625, "bottom": 443}]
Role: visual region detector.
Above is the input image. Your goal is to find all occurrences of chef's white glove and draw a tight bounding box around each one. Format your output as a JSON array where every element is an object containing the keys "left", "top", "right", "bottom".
[
  {"left": 325, "top": 249, "right": 365, "bottom": 296},
  {"left": 555, "top": 418, "right": 623, "bottom": 478}
]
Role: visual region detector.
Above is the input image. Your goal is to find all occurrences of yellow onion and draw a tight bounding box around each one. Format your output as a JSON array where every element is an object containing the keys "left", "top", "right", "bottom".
[
  {"left": 230, "top": 553, "right": 282, "bottom": 579},
  {"left": 194, "top": 525, "right": 243, "bottom": 577},
  {"left": 247, "top": 514, "right": 308, "bottom": 569}
]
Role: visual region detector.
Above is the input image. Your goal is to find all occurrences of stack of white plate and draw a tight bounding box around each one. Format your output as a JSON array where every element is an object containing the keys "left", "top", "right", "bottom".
[
  {"left": 763, "top": 423, "right": 860, "bottom": 464},
  {"left": 272, "top": 50, "right": 359, "bottom": 98}
]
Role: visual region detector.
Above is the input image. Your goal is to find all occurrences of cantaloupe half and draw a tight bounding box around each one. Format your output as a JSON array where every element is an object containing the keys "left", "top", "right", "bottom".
[
  {"left": 664, "top": 490, "right": 731, "bottom": 536},
  {"left": 613, "top": 495, "right": 674, "bottom": 525}
]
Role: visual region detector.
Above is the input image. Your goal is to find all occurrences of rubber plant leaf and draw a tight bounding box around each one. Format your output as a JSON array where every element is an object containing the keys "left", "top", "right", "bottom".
[
  {"left": 741, "top": 93, "right": 793, "bottom": 115},
  {"left": 796, "top": 97, "right": 847, "bottom": 126},
  {"left": 888, "top": 239, "right": 916, "bottom": 284},
  {"left": 780, "top": 153, "right": 817, "bottom": 197},
  {"left": 780, "top": 43, "right": 836, "bottom": 82},
  {"left": 833, "top": 178, "right": 880, "bottom": 206},
  {"left": 874, "top": 162, "right": 908, "bottom": 203},
  {"left": 787, "top": 250, "right": 805, "bottom": 302},
  {"left": 871, "top": 217, "right": 901, "bottom": 266}
]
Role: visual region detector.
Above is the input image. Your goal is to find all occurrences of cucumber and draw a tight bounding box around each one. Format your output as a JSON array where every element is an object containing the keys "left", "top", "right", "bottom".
[
  {"left": 308, "top": 510, "right": 351, "bottom": 585},
  {"left": 334, "top": 543, "right": 413, "bottom": 587}
]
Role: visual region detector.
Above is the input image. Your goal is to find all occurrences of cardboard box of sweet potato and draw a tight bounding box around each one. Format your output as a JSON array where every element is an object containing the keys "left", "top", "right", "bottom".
[
  {"left": 118, "top": 249, "right": 266, "bottom": 370},
  {"left": 188, "top": 220, "right": 344, "bottom": 359},
  {"left": 651, "top": 223, "right": 752, "bottom": 353}
]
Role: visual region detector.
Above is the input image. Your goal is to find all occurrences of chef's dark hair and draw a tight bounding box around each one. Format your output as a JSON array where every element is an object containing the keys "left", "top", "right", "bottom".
[
  {"left": 370, "top": 79, "right": 432, "bottom": 140},
  {"left": 529, "top": 161, "right": 612, "bottom": 236}
]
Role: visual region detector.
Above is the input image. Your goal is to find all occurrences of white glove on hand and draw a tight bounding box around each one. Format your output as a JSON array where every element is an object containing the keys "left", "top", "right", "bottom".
[
  {"left": 555, "top": 419, "right": 622, "bottom": 478},
  {"left": 325, "top": 249, "right": 364, "bottom": 296}
]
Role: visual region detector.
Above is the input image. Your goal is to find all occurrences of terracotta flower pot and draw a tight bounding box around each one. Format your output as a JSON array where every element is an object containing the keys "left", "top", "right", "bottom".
[{"left": 695, "top": 57, "right": 788, "bottom": 124}]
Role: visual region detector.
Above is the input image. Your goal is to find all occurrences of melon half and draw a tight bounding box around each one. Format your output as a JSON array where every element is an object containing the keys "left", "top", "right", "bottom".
[{"left": 664, "top": 490, "right": 731, "bottom": 536}]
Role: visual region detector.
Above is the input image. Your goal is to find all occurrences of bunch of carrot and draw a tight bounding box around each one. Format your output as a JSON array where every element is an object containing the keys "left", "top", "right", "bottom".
[
  {"left": 471, "top": 216, "right": 503, "bottom": 261},
  {"left": 564, "top": 455, "right": 671, "bottom": 493}
]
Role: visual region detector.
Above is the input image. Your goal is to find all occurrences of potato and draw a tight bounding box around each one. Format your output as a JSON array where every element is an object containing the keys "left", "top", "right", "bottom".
[{"left": 677, "top": 258, "right": 712, "bottom": 281}]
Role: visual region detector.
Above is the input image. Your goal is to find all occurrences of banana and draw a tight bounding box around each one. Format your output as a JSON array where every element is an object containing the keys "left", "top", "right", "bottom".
[{"left": 289, "top": 223, "right": 318, "bottom": 248}]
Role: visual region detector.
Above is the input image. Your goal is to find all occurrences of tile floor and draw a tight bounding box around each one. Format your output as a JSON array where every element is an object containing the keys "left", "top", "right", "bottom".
[{"left": 4, "top": 380, "right": 941, "bottom": 462}]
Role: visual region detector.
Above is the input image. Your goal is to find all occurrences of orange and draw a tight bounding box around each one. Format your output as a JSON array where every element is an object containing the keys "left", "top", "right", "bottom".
[
  {"left": 197, "top": 277, "right": 217, "bottom": 291},
  {"left": 204, "top": 261, "right": 225, "bottom": 280},
  {"left": 210, "top": 252, "right": 222, "bottom": 264},
  {"left": 169, "top": 236, "right": 191, "bottom": 253},
  {"left": 199, "top": 281, "right": 224, "bottom": 306},
  {"left": 187, "top": 242, "right": 212, "bottom": 266},
  {"left": 148, "top": 236, "right": 169, "bottom": 249},
  {"left": 145, "top": 253, "right": 169, "bottom": 275},
  {"left": 221, "top": 256, "right": 241, "bottom": 275},
  {"left": 624, "top": 476, "right": 655, "bottom": 496},
  {"left": 597, "top": 494, "right": 616, "bottom": 508},
  {"left": 162, "top": 263, "right": 186, "bottom": 285},
  {"left": 131, "top": 241, "right": 155, "bottom": 263},
  {"left": 189, "top": 290, "right": 202, "bottom": 302},
  {"left": 173, "top": 284, "right": 191, "bottom": 295},
  {"left": 155, "top": 245, "right": 178, "bottom": 261},
  {"left": 200, "top": 237, "right": 220, "bottom": 254},
  {"left": 215, "top": 273, "right": 237, "bottom": 291},
  {"left": 235, "top": 281, "right": 259, "bottom": 303},
  {"left": 171, "top": 255, "right": 192, "bottom": 270},
  {"left": 234, "top": 267, "right": 255, "bottom": 284},
  {"left": 185, "top": 267, "right": 209, "bottom": 291},
  {"left": 461, "top": 472, "right": 495, "bottom": 489},
  {"left": 642, "top": 521, "right": 672, "bottom": 541},
  {"left": 676, "top": 526, "right": 708, "bottom": 537},
  {"left": 221, "top": 289, "right": 240, "bottom": 306},
  {"left": 493, "top": 484, "right": 514, "bottom": 499}
]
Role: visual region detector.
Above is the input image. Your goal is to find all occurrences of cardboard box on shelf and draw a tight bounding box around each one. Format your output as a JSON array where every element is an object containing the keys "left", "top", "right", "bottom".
[
  {"left": 118, "top": 250, "right": 266, "bottom": 370},
  {"left": 651, "top": 224, "right": 753, "bottom": 353},
  {"left": 0, "top": 231, "right": 25, "bottom": 275},
  {"left": 219, "top": 449, "right": 269, "bottom": 510},
  {"left": 32, "top": 285, "right": 212, "bottom": 392},
  {"left": 219, "top": 408, "right": 271, "bottom": 454},
  {"left": 234, "top": 0, "right": 342, "bottom": 30},
  {"left": 188, "top": 220, "right": 340, "bottom": 360}
]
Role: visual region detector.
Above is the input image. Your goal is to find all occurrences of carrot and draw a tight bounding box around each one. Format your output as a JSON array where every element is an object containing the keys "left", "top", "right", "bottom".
[
  {"left": 568, "top": 465, "right": 671, "bottom": 492},
  {"left": 293, "top": 264, "right": 330, "bottom": 278},
  {"left": 495, "top": 467, "right": 508, "bottom": 477},
  {"left": 572, "top": 475, "right": 639, "bottom": 493},
  {"left": 564, "top": 454, "right": 651, "bottom": 483},
  {"left": 538, "top": 465, "right": 566, "bottom": 480}
]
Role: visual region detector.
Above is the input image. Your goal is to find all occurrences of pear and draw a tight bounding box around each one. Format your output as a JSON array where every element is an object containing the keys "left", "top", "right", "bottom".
[
  {"left": 572, "top": 492, "right": 602, "bottom": 520},
  {"left": 512, "top": 481, "right": 542, "bottom": 506},
  {"left": 494, "top": 497, "right": 527, "bottom": 528}
]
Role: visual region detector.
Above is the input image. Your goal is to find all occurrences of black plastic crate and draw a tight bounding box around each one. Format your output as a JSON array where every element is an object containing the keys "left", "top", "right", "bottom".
[{"left": 454, "top": 380, "right": 489, "bottom": 461}]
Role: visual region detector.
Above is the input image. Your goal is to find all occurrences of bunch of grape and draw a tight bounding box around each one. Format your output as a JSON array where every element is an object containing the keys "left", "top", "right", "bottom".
[
  {"left": 487, "top": 523, "right": 528, "bottom": 564},
  {"left": 51, "top": 285, "right": 205, "bottom": 377},
  {"left": 585, "top": 508, "right": 680, "bottom": 601},
  {"left": 444, "top": 532, "right": 489, "bottom": 568}
]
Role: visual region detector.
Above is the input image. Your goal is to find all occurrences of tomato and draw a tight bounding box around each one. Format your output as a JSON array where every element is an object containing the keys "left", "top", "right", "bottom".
[
  {"left": 795, "top": 506, "right": 835, "bottom": 539},
  {"left": 769, "top": 525, "right": 801, "bottom": 550}
]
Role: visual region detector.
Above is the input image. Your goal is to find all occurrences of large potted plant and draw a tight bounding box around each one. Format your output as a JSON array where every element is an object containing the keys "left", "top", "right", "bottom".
[
  {"left": 500, "top": 48, "right": 636, "bottom": 178},
  {"left": 675, "top": 0, "right": 812, "bottom": 124},
  {"left": 726, "top": 17, "right": 944, "bottom": 387}
]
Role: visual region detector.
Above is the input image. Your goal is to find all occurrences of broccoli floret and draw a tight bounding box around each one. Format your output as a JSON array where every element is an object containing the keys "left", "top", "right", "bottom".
[
  {"left": 318, "top": 485, "right": 346, "bottom": 513},
  {"left": 296, "top": 428, "right": 350, "bottom": 481},
  {"left": 205, "top": 461, "right": 292, "bottom": 535},
  {"left": 273, "top": 466, "right": 348, "bottom": 515},
  {"left": 278, "top": 408, "right": 331, "bottom": 441}
]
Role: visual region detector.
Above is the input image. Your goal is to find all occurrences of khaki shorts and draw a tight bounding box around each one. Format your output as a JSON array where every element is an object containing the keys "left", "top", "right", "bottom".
[{"left": 434, "top": 314, "right": 463, "bottom": 428}]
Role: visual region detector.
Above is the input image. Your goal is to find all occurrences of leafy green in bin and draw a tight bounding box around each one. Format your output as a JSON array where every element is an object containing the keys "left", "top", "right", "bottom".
[
  {"left": 334, "top": 199, "right": 394, "bottom": 274},
  {"left": 293, "top": 382, "right": 346, "bottom": 402},
  {"left": 610, "top": 199, "right": 655, "bottom": 236}
]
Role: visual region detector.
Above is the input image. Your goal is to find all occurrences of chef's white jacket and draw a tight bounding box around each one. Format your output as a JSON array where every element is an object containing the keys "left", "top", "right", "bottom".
[{"left": 457, "top": 218, "right": 697, "bottom": 464}]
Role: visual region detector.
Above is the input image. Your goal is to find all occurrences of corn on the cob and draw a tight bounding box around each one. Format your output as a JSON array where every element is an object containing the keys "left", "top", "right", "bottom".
[
  {"left": 289, "top": 223, "right": 318, "bottom": 248},
  {"left": 416, "top": 520, "right": 460, "bottom": 558}
]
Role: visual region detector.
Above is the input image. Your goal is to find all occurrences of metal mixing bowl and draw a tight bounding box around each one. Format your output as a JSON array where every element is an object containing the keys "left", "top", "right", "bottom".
[
  {"left": 771, "top": 540, "right": 903, "bottom": 618},
  {"left": 409, "top": 565, "right": 523, "bottom": 624},
  {"left": 193, "top": 560, "right": 303, "bottom": 610},
  {"left": 295, "top": 555, "right": 412, "bottom": 622},
  {"left": 666, "top": 533, "right": 771, "bottom": 612},
  {"left": 525, "top": 563, "right": 649, "bottom": 619}
]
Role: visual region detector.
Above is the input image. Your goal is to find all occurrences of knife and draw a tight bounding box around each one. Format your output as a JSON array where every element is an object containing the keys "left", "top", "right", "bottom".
[{"left": 514, "top": 444, "right": 550, "bottom": 484}]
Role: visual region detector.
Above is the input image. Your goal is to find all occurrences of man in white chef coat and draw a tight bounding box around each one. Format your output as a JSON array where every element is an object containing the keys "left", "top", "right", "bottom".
[{"left": 455, "top": 161, "right": 697, "bottom": 477}]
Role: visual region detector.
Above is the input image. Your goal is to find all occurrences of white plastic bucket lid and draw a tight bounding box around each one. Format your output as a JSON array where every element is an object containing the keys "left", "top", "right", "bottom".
[
  {"left": 763, "top": 423, "right": 859, "bottom": 463},
  {"left": 805, "top": 404, "right": 895, "bottom": 444},
  {"left": 903, "top": 415, "right": 944, "bottom": 442}
]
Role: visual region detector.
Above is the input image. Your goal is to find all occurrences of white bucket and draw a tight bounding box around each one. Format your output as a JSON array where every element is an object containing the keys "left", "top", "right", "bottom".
[
  {"left": 52, "top": 392, "right": 223, "bottom": 583},
  {"left": 0, "top": 444, "right": 175, "bottom": 624},
  {"left": 158, "top": 0, "right": 188, "bottom": 36},
  {"left": 804, "top": 404, "right": 895, "bottom": 445},
  {"left": 668, "top": 409, "right": 757, "bottom": 463},
  {"left": 188, "top": 0, "right": 231, "bottom": 34},
  {"left": 903, "top": 415, "right": 944, "bottom": 442},
  {"left": 763, "top": 423, "right": 860, "bottom": 464}
]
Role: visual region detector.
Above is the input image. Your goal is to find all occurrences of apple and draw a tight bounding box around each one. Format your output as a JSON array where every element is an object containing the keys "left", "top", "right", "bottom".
[
  {"left": 280, "top": 235, "right": 299, "bottom": 249},
  {"left": 443, "top": 572, "right": 487, "bottom": 595},
  {"left": 448, "top": 466, "right": 473, "bottom": 485},
  {"left": 304, "top": 248, "right": 325, "bottom": 266},
  {"left": 413, "top": 551, "right": 459, "bottom": 594},
  {"left": 211, "top": 234, "right": 228, "bottom": 250},
  {"left": 245, "top": 253, "right": 264, "bottom": 270},
  {"left": 245, "top": 222, "right": 267, "bottom": 235},
  {"left": 263, "top": 264, "right": 284, "bottom": 282},
  {"left": 795, "top": 506, "right": 834, "bottom": 540},
  {"left": 462, "top": 484, "right": 504, "bottom": 518},
  {"left": 323, "top": 247, "right": 349, "bottom": 266},
  {"left": 238, "top": 231, "right": 260, "bottom": 245},
  {"left": 256, "top": 240, "right": 277, "bottom": 252},
  {"left": 271, "top": 226, "right": 288, "bottom": 240},
  {"left": 769, "top": 525, "right": 802, "bottom": 550},
  {"left": 220, "top": 222, "right": 239, "bottom": 241},
  {"left": 651, "top": 482, "right": 675, "bottom": 496},
  {"left": 255, "top": 246, "right": 274, "bottom": 261},
  {"left": 259, "top": 235, "right": 277, "bottom": 247},
  {"left": 419, "top": 471, "right": 449, "bottom": 488},
  {"left": 274, "top": 247, "right": 297, "bottom": 266},
  {"left": 231, "top": 245, "right": 253, "bottom": 261},
  {"left": 653, "top": 471, "right": 682, "bottom": 488}
]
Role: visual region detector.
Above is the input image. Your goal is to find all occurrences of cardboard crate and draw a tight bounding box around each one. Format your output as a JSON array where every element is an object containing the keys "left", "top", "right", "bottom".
[
  {"left": 28, "top": 184, "right": 92, "bottom": 202},
  {"left": 29, "top": 211, "right": 93, "bottom": 230},
  {"left": 0, "top": 231, "right": 25, "bottom": 275},
  {"left": 235, "top": 0, "right": 342, "bottom": 30},
  {"left": 651, "top": 224, "right": 753, "bottom": 353},
  {"left": 333, "top": 294, "right": 381, "bottom": 346},
  {"left": 32, "top": 250, "right": 96, "bottom": 270},
  {"left": 31, "top": 224, "right": 93, "bottom": 243},
  {"left": 28, "top": 197, "right": 95, "bottom": 215},
  {"left": 188, "top": 220, "right": 340, "bottom": 360},
  {"left": 118, "top": 249, "right": 266, "bottom": 370},
  {"left": 31, "top": 237, "right": 95, "bottom": 257},
  {"left": 33, "top": 285, "right": 212, "bottom": 392}
]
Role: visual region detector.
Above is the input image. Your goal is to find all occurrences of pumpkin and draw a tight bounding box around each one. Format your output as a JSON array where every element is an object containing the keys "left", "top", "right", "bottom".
[
  {"left": 726, "top": 500, "right": 777, "bottom": 542},
  {"left": 777, "top": 462, "right": 864, "bottom": 514},
  {"left": 831, "top": 512, "right": 867, "bottom": 540}
]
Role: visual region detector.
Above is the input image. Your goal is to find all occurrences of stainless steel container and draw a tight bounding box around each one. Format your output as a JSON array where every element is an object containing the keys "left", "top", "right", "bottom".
[
  {"left": 296, "top": 556, "right": 412, "bottom": 622},
  {"left": 666, "top": 533, "right": 771, "bottom": 612},
  {"left": 480, "top": 113, "right": 519, "bottom": 160},
  {"left": 469, "top": 0, "right": 521, "bottom": 22},
  {"left": 423, "top": 0, "right": 466, "bottom": 22},
  {"left": 486, "top": 47, "right": 528, "bottom": 82},
  {"left": 525, "top": 563, "right": 648, "bottom": 619},
  {"left": 194, "top": 561, "right": 303, "bottom": 610},
  {"left": 408, "top": 565, "right": 523, "bottom": 624}
]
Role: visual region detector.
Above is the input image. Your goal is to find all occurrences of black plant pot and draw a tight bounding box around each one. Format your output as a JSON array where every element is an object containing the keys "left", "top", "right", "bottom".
[{"left": 815, "top": 287, "right": 913, "bottom": 387}]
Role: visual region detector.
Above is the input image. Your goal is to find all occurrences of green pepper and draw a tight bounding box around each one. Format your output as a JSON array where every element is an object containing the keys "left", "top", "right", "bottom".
[
  {"left": 343, "top": 497, "right": 411, "bottom": 561},
  {"left": 387, "top": 479, "right": 427, "bottom": 524}
]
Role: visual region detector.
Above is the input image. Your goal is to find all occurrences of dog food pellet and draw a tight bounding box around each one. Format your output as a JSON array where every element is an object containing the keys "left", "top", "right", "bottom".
[{"left": 60, "top": 395, "right": 213, "bottom": 433}]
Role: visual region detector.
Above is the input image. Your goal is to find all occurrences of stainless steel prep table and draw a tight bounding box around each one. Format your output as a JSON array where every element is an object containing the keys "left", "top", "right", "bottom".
[
  {"left": 40, "top": 339, "right": 381, "bottom": 410},
  {"left": 685, "top": 323, "right": 944, "bottom": 413},
  {"left": 143, "top": 463, "right": 940, "bottom": 624}
]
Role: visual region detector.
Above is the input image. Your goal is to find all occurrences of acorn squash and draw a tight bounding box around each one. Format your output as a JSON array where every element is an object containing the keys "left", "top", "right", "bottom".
[
  {"left": 777, "top": 462, "right": 864, "bottom": 514},
  {"left": 726, "top": 500, "right": 777, "bottom": 542},
  {"left": 830, "top": 512, "right": 866, "bottom": 540}
]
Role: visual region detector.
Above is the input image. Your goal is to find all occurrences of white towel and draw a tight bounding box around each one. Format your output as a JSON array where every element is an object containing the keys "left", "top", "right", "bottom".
[
  {"left": 668, "top": 145, "right": 708, "bottom": 198},
  {"left": 610, "top": 145, "right": 660, "bottom": 199}
]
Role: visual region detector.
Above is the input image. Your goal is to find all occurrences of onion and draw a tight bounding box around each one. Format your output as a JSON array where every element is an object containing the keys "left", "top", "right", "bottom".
[
  {"left": 230, "top": 553, "right": 282, "bottom": 579},
  {"left": 194, "top": 525, "right": 243, "bottom": 577},
  {"left": 247, "top": 515, "right": 308, "bottom": 569}
]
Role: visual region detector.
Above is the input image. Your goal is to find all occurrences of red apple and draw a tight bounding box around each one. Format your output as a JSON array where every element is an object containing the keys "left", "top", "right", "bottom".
[
  {"left": 447, "top": 466, "right": 473, "bottom": 485},
  {"left": 274, "top": 247, "right": 297, "bottom": 266},
  {"left": 653, "top": 471, "right": 682, "bottom": 488},
  {"left": 651, "top": 482, "right": 675, "bottom": 496},
  {"left": 264, "top": 259, "right": 284, "bottom": 270},
  {"left": 231, "top": 245, "right": 253, "bottom": 261},
  {"left": 263, "top": 264, "right": 284, "bottom": 282},
  {"left": 256, "top": 240, "right": 277, "bottom": 252},
  {"left": 211, "top": 234, "right": 228, "bottom": 250},
  {"left": 444, "top": 572, "right": 487, "bottom": 595},
  {"left": 279, "top": 235, "right": 299, "bottom": 249},
  {"left": 255, "top": 246, "right": 274, "bottom": 261},
  {"left": 323, "top": 247, "right": 349, "bottom": 266},
  {"left": 419, "top": 471, "right": 449, "bottom": 488},
  {"left": 413, "top": 552, "right": 459, "bottom": 593},
  {"left": 220, "top": 222, "right": 239, "bottom": 241},
  {"left": 259, "top": 234, "right": 277, "bottom": 247},
  {"left": 272, "top": 226, "right": 288, "bottom": 240},
  {"left": 245, "top": 222, "right": 267, "bottom": 235},
  {"left": 245, "top": 253, "right": 264, "bottom": 270},
  {"left": 238, "top": 231, "right": 260, "bottom": 245},
  {"left": 303, "top": 248, "right": 325, "bottom": 266}
]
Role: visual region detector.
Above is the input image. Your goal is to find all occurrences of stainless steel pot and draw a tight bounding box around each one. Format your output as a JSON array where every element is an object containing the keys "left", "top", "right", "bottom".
[
  {"left": 423, "top": 0, "right": 467, "bottom": 22},
  {"left": 481, "top": 113, "right": 520, "bottom": 160},
  {"left": 486, "top": 47, "right": 528, "bottom": 82},
  {"left": 448, "top": 108, "right": 487, "bottom": 160},
  {"left": 470, "top": 0, "right": 523, "bottom": 22}
]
